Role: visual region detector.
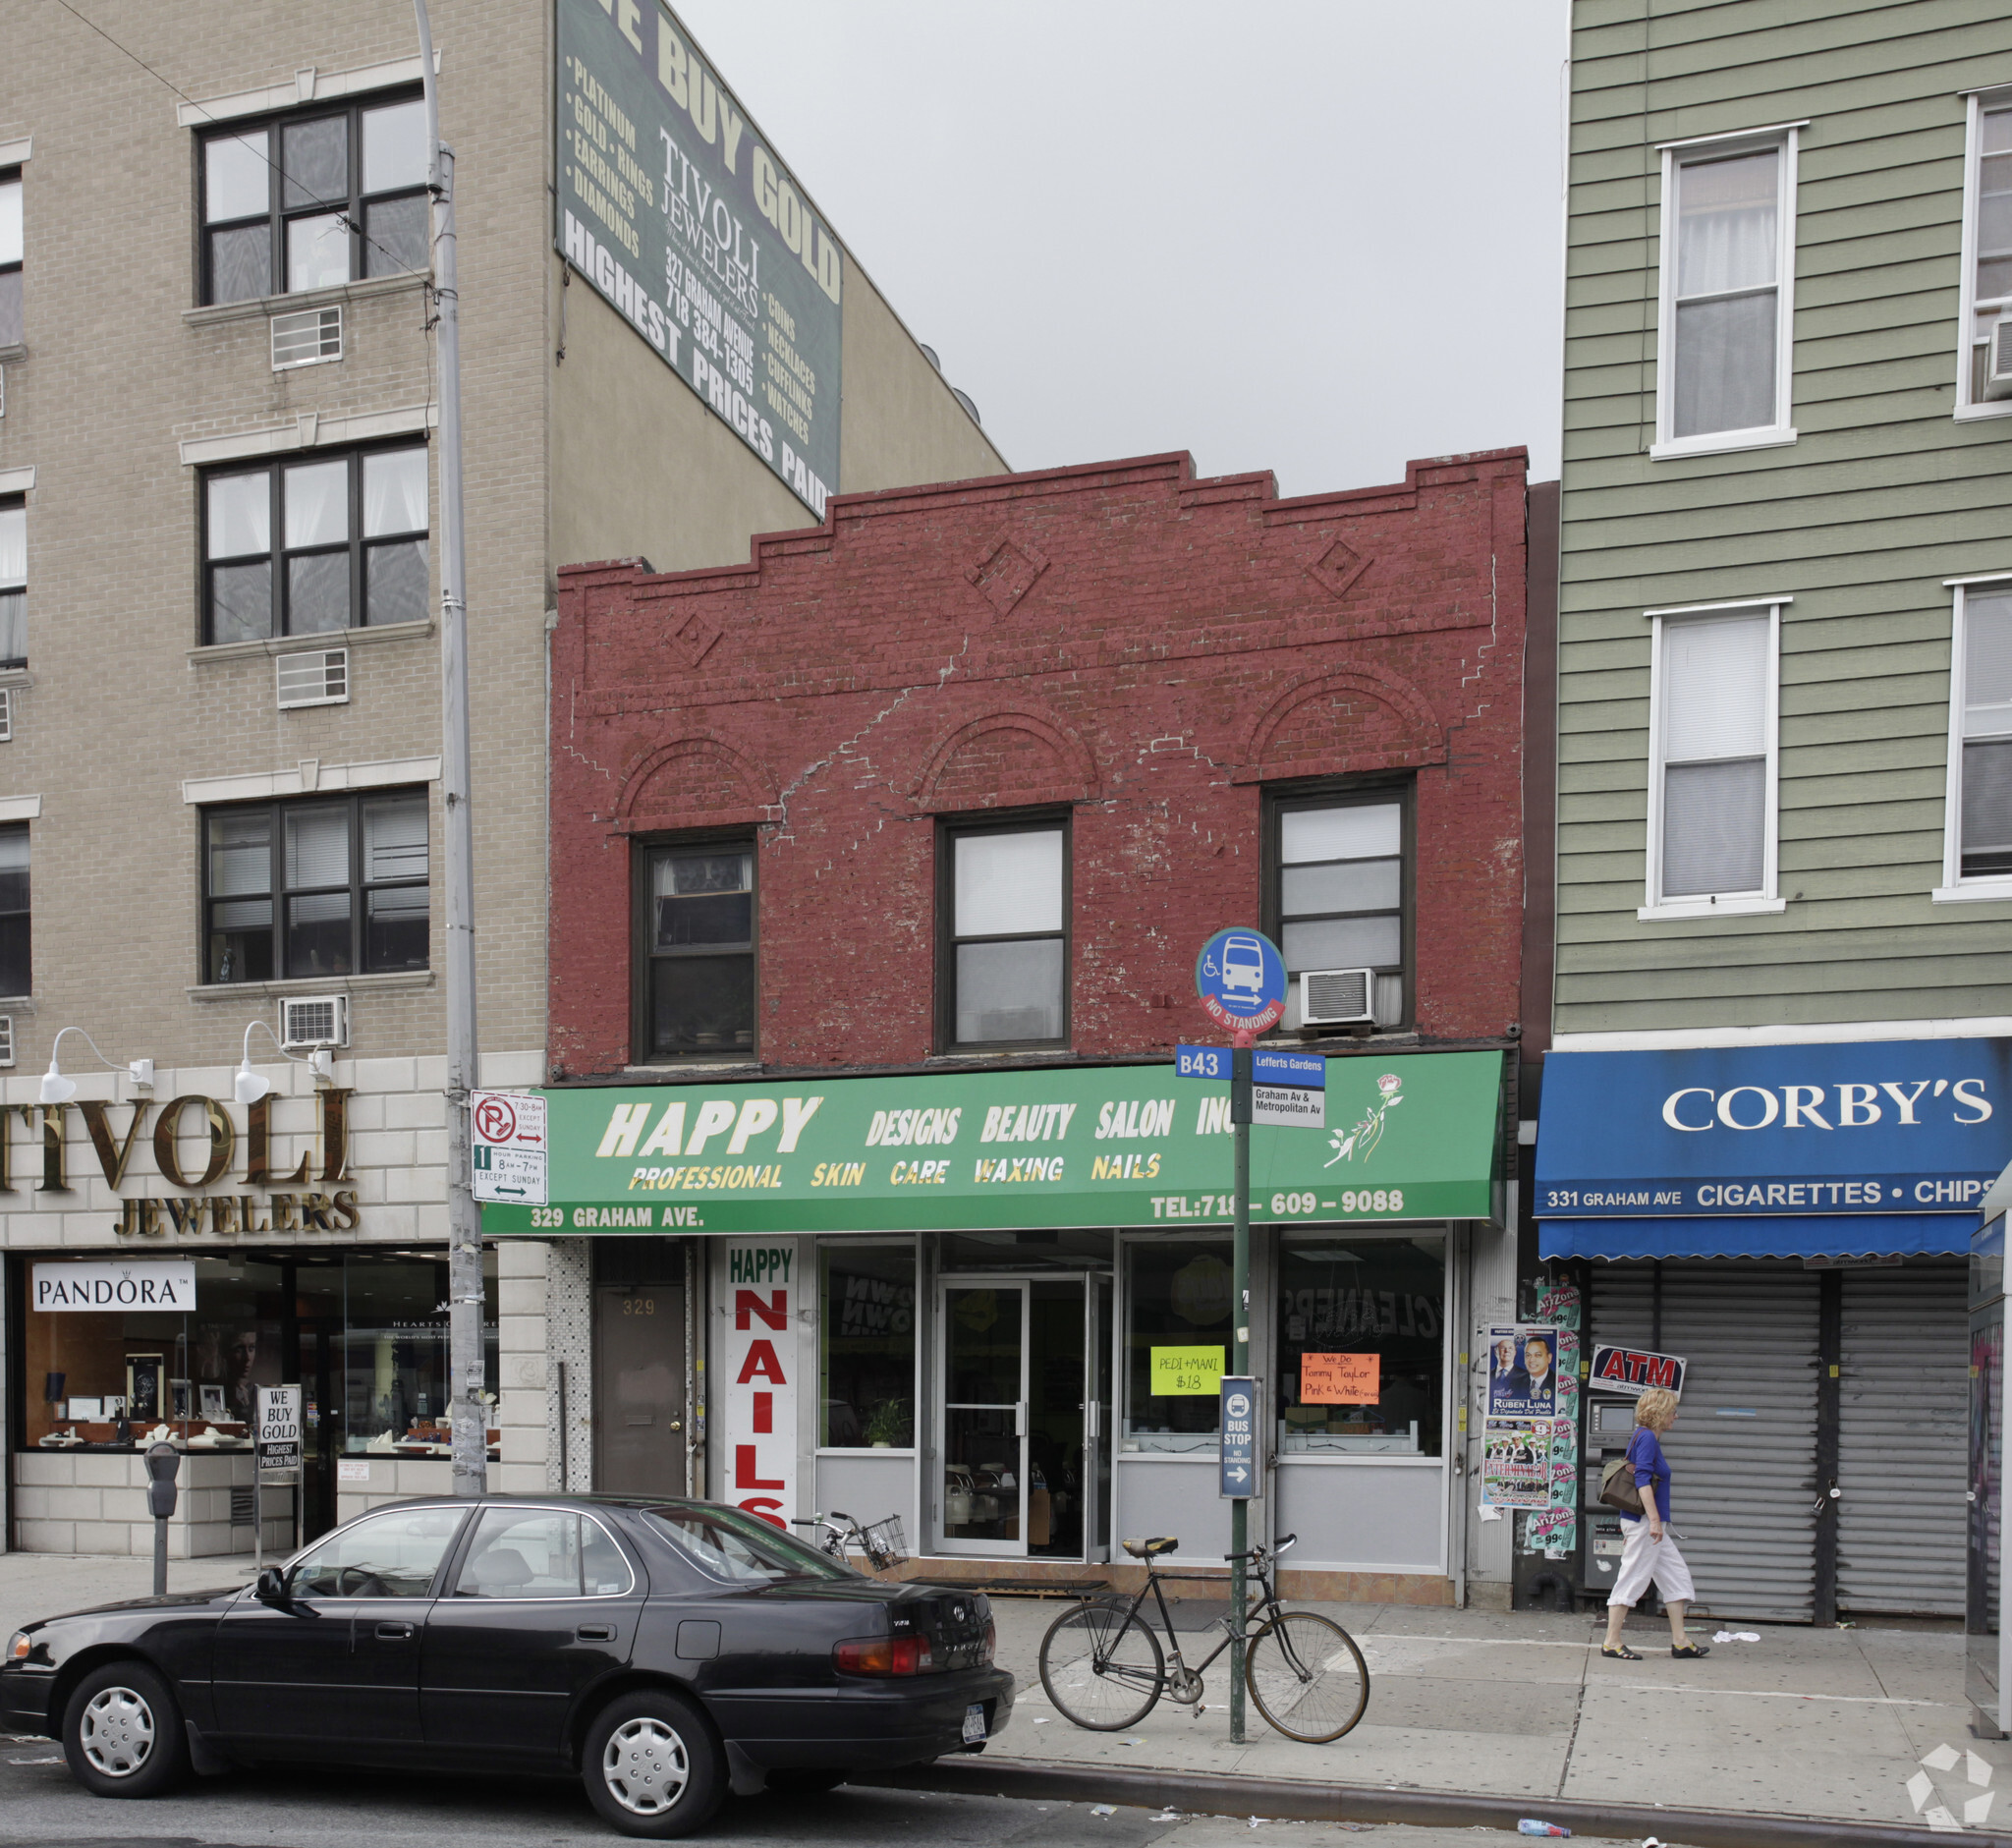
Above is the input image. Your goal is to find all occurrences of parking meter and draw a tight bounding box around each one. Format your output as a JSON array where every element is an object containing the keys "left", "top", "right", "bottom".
[{"left": 145, "top": 1442, "right": 180, "bottom": 1596}]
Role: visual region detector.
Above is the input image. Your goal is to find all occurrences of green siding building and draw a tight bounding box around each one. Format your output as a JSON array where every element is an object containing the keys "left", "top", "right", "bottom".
[
  {"left": 1558, "top": 0, "right": 2012, "bottom": 1038},
  {"left": 1534, "top": 1, "right": 2011, "bottom": 1633}
]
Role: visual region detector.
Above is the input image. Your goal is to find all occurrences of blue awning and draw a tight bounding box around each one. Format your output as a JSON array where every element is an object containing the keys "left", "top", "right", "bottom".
[{"left": 1538, "top": 1212, "right": 1969, "bottom": 1261}]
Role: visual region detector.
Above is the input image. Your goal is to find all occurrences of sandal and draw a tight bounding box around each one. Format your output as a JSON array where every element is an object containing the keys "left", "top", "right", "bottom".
[
  {"left": 1599, "top": 1644, "right": 1642, "bottom": 1660},
  {"left": 1670, "top": 1644, "right": 1710, "bottom": 1659}
]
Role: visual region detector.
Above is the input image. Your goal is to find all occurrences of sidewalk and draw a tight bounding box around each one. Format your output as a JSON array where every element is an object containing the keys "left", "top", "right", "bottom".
[
  {"left": 0, "top": 1551, "right": 2001, "bottom": 1839},
  {"left": 978, "top": 1594, "right": 2008, "bottom": 1837}
]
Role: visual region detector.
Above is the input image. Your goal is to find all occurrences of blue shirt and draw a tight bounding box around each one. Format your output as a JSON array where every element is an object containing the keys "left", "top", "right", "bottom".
[{"left": 1620, "top": 1425, "right": 1671, "bottom": 1525}]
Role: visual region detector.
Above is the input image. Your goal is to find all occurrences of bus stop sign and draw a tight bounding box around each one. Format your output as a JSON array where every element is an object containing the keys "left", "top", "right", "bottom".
[{"left": 1195, "top": 929, "right": 1286, "bottom": 1036}]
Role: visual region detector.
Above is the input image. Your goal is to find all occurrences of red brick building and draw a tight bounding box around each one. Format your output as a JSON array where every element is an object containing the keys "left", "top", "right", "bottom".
[
  {"left": 532, "top": 445, "right": 1538, "bottom": 1602},
  {"left": 548, "top": 446, "right": 1531, "bottom": 1076}
]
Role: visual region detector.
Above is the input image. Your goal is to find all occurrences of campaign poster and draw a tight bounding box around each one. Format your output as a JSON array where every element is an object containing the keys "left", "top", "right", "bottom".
[
  {"left": 1485, "top": 1324, "right": 1560, "bottom": 1420},
  {"left": 1481, "top": 1417, "right": 1551, "bottom": 1508}
]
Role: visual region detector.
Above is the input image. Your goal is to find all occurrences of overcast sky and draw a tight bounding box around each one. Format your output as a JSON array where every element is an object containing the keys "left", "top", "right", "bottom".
[{"left": 674, "top": 0, "right": 1570, "bottom": 499}]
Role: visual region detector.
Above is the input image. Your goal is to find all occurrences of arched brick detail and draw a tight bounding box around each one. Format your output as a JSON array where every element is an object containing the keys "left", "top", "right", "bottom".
[
  {"left": 1235, "top": 666, "right": 1445, "bottom": 784},
  {"left": 911, "top": 707, "right": 1100, "bottom": 812},
  {"left": 615, "top": 734, "right": 779, "bottom": 831}
]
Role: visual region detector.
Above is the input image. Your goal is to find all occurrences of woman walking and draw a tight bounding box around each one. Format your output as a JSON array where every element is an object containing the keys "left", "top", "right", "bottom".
[{"left": 1600, "top": 1386, "right": 1709, "bottom": 1660}]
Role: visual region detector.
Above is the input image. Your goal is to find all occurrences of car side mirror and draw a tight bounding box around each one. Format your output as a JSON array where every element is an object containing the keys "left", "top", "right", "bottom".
[{"left": 254, "top": 1567, "right": 290, "bottom": 1605}]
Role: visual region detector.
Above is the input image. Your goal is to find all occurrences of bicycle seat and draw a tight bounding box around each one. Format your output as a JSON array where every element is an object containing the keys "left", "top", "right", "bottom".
[{"left": 1121, "top": 1536, "right": 1179, "bottom": 1558}]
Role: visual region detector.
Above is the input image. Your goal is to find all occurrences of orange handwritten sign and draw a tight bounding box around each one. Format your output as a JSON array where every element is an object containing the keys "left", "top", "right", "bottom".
[{"left": 1301, "top": 1352, "right": 1379, "bottom": 1404}]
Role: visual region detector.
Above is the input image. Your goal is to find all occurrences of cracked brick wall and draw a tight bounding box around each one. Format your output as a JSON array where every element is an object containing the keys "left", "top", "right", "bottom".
[{"left": 548, "top": 447, "right": 1531, "bottom": 1076}]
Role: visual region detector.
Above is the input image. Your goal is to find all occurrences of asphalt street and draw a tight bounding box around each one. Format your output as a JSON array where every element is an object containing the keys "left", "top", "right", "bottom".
[{"left": 0, "top": 1737, "right": 1632, "bottom": 1848}]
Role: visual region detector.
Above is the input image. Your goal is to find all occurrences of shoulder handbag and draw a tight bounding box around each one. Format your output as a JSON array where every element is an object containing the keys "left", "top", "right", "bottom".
[{"left": 1598, "top": 1447, "right": 1646, "bottom": 1516}]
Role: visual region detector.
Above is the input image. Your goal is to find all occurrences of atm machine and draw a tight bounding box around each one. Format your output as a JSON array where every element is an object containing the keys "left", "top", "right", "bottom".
[{"left": 1970, "top": 1164, "right": 2012, "bottom": 1737}]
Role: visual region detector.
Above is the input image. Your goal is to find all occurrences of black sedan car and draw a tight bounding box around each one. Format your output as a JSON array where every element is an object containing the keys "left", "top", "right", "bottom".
[{"left": 0, "top": 1494, "right": 1012, "bottom": 1838}]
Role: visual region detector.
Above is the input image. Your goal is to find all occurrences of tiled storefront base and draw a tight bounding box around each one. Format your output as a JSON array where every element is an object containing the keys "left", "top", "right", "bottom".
[
  {"left": 14, "top": 1450, "right": 294, "bottom": 1557},
  {"left": 332, "top": 1455, "right": 453, "bottom": 1526},
  {"left": 12, "top": 1451, "right": 458, "bottom": 1555},
  {"left": 882, "top": 1554, "right": 1455, "bottom": 1606}
]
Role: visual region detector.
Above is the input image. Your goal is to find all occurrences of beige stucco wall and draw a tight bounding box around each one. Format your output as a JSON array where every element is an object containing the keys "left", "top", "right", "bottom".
[{"left": 0, "top": 0, "right": 1001, "bottom": 1084}]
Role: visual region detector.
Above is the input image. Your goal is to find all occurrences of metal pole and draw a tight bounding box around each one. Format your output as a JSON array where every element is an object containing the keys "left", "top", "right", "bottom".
[
  {"left": 253, "top": 1471, "right": 262, "bottom": 1573},
  {"left": 152, "top": 1505, "right": 168, "bottom": 1596},
  {"left": 415, "top": 0, "right": 485, "bottom": 1498},
  {"left": 1229, "top": 1039, "right": 1253, "bottom": 1745}
]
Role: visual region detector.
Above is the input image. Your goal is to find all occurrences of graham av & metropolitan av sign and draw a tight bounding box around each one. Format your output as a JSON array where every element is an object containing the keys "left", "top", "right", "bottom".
[{"left": 557, "top": 0, "right": 841, "bottom": 516}]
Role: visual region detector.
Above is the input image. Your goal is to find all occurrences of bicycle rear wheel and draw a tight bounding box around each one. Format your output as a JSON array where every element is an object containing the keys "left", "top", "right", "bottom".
[
  {"left": 1244, "top": 1609, "right": 1369, "bottom": 1743},
  {"left": 1038, "top": 1600, "right": 1165, "bottom": 1730}
]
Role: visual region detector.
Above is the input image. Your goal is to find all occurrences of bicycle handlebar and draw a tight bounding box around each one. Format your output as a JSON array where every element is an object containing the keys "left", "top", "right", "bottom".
[{"left": 1225, "top": 1532, "right": 1298, "bottom": 1562}]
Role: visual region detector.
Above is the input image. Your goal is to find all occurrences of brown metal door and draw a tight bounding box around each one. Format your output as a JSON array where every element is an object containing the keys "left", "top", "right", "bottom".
[{"left": 592, "top": 1283, "right": 688, "bottom": 1496}]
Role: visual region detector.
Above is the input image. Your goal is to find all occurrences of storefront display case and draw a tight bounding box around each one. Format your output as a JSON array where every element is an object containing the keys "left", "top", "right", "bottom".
[{"left": 10, "top": 1248, "right": 500, "bottom": 1553}]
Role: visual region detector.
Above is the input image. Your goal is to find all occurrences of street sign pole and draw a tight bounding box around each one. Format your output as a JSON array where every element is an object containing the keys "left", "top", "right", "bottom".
[
  {"left": 1229, "top": 1035, "right": 1253, "bottom": 1746},
  {"left": 1189, "top": 927, "right": 1286, "bottom": 1752}
]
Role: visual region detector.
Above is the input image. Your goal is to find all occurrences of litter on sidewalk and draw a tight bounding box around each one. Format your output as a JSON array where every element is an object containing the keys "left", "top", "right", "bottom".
[{"left": 1711, "top": 1629, "right": 1760, "bottom": 1642}]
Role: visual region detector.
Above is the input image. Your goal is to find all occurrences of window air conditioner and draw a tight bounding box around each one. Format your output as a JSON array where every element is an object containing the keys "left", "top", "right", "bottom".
[
  {"left": 1986, "top": 313, "right": 2012, "bottom": 400},
  {"left": 1299, "top": 967, "right": 1376, "bottom": 1029},
  {"left": 271, "top": 305, "right": 343, "bottom": 370},
  {"left": 0, "top": 687, "right": 15, "bottom": 743},
  {"left": 280, "top": 994, "right": 350, "bottom": 1050},
  {"left": 0, "top": 1015, "right": 16, "bottom": 1067},
  {"left": 277, "top": 648, "right": 349, "bottom": 709}
]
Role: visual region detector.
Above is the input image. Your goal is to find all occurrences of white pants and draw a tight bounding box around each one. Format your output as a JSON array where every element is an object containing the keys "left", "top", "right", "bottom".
[{"left": 1609, "top": 1517, "right": 1696, "bottom": 1608}]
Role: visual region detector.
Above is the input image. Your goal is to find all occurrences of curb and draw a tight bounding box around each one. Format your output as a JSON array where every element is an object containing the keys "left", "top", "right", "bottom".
[{"left": 853, "top": 1755, "right": 2012, "bottom": 1848}]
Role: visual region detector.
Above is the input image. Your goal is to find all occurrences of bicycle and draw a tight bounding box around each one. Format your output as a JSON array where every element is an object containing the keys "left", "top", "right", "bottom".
[
  {"left": 1036, "top": 1533, "right": 1369, "bottom": 1743},
  {"left": 788, "top": 1510, "right": 908, "bottom": 1575}
]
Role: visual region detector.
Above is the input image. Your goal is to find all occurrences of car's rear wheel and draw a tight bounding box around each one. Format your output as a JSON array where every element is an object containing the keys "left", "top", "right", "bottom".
[
  {"left": 583, "top": 1688, "right": 725, "bottom": 1839},
  {"left": 62, "top": 1660, "right": 189, "bottom": 1799}
]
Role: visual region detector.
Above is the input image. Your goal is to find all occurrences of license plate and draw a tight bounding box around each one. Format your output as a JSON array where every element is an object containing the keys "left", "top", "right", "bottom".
[{"left": 962, "top": 1703, "right": 986, "bottom": 1744}]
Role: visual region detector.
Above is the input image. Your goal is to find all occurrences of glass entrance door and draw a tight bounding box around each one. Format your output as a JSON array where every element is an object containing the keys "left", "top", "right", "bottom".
[
  {"left": 940, "top": 1282, "right": 1028, "bottom": 1555},
  {"left": 937, "top": 1272, "right": 1110, "bottom": 1560}
]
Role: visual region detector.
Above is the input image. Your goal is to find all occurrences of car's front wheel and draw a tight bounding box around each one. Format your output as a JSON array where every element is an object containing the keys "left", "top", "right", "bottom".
[
  {"left": 62, "top": 1660, "right": 189, "bottom": 1799},
  {"left": 583, "top": 1688, "right": 725, "bottom": 1839}
]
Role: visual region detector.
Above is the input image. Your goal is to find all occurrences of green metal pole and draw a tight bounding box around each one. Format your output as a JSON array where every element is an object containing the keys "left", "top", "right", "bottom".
[{"left": 1229, "top": 1042, "right": 1253, "bottom": 1745}]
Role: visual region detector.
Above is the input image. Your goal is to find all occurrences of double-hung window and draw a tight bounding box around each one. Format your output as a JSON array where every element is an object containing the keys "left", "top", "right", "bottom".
[
  {"left": 1644, "top": 601, "right": 1783, "bottom": 918},
  {"left": 0, "top": 167, "right": 20, "bottom": 346},
  {"left": 203, "top": 444, "right": 428, "bottom": 644},
  {"left": 1959, "top": 92, "right": 2012, "bottom": 415},
  {"left": 1938, "top": 581, "right": 2012, "bottom": 899},
  {"left": 940, "top": 819, "right": 1069, "bottom": 1048},
  {"left": 0, "top": 498, "right": 21, "bottom": 666},
  {"left": 1269, "top": 789, "right": 1409, "bottom": 1030},
  {"left": 0, "top": 824, "right": 28, "bottom": 996},
  {"left": 1655, "top": 131, "right": 1798, "bottom": 455},
  {"left": 204, "top": 791, "right": 429, "bottom": 984},
  {"left": 637, "top": 840, "right": 755, "bottom": 1058},
  {"left": 200, "top": 96, "right": 429, "bottom": 306}
]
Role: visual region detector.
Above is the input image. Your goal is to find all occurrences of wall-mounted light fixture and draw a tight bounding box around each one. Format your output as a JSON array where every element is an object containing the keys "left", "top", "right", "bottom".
[
  {"left": 233, "top": 1019, "right": 332, "bottom": 1105},
  {"left": 40, "top": 1028, "right": 155, "bottom": 1105}
]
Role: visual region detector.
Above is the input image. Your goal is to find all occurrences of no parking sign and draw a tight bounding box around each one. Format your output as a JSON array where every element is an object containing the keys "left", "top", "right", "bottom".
[{"left": 473, "top": 1091, "right": 549, "bottom": 1205}]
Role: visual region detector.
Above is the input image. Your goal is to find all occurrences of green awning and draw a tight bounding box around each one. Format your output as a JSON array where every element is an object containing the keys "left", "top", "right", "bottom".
[{"left": 480, "top": 1050, "right": 1504, "bottom": 1237}]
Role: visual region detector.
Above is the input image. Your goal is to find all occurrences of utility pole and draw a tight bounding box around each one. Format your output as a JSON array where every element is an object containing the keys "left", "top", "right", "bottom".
[
  {"left": 415, "top": 0, "right": 484, "bottom": 1498},
  {"left": 1228, "top": 1036, "right": 1253, "bottom": 1746}
]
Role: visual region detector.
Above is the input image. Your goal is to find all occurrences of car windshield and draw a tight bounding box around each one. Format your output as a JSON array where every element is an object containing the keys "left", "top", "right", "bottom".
[{"left": 643, "top": 1506, "right": 856, "bottom": 1584}]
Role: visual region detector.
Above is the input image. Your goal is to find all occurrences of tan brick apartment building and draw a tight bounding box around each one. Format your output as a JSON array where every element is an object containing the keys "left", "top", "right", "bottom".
[{"left": 0, "top": 0, "right": 1000, "bottom": 1555}]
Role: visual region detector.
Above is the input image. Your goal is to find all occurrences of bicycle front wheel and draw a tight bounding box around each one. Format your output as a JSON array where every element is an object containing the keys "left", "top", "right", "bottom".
[
  {"left": 1038, "top": 1600, "right": 1165, "bottom": 1730},
  {"left": 1245, "top": 1610, "right": 1369, "bottom": 1743}
]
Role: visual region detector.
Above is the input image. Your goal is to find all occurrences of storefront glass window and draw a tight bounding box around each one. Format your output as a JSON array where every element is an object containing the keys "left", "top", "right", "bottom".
[
  {"left": 16, "top": 1251, "right": 498, "bottom": 1464},
  {"left": 1274, "top": 1233, "right": 1444, "bottom": 1456},
  {"left": 819, "top": 1242, "right": 916, "bottom": 1448},
  {"left": 22, "top": 1257, "right": 283, "bottom": 1447},
  {"left": 339, "top": 1255, "right": 498, "bottom": 1454},
  {"left": 1123, "top": 1238, "right": 1232, "bottom": 1451}
]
